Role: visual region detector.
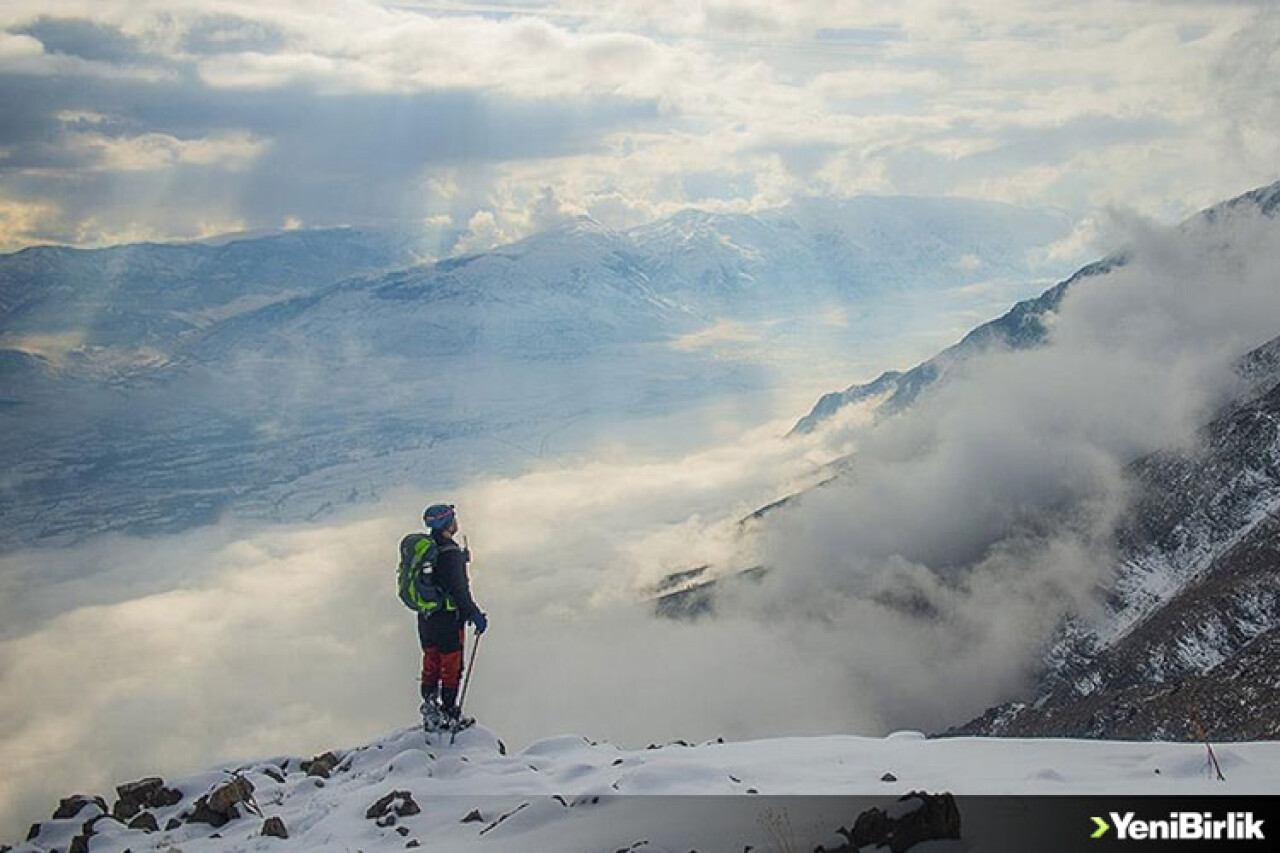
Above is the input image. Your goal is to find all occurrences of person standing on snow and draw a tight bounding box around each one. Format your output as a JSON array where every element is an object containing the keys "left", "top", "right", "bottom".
[{"left": 416, "top": 503, "right": 488, "bottom": 731}]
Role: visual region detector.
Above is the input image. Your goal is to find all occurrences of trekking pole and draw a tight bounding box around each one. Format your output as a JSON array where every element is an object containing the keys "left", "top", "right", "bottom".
[{"left": 451, "top": 630, "right": 482, "bottom": 745}]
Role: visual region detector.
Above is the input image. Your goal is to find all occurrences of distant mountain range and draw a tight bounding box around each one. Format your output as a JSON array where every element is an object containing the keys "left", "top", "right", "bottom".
[{"left": 0, "top": 196, "right": 1071, "bottom": 549}]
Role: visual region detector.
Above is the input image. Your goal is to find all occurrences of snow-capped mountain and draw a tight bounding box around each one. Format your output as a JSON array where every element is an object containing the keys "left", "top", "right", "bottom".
[
  {"left": 0, "top": 197, "right": 1071, "bottom": 550},
  {"left": 8, "top": 725, "right": 1278, "bottom": 853},
  {"left": 0, "top": 227, "right": 437, "bottom": 371}
]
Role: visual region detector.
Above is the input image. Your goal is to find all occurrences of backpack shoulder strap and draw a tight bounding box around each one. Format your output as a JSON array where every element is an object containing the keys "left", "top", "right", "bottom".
[{"left": 400, "top": 533, "right": 435, "bottom": 570}]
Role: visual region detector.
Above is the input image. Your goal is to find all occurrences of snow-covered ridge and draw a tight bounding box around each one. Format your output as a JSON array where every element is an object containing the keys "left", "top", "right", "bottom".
[{"left": 10, "top": 726, "right": 1279, "bottom": 853}]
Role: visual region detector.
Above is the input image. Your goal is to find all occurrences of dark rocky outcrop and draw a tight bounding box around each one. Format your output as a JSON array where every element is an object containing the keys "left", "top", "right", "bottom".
[
  {"left": 262, "top": 816, "right": 289, "bottom": 839},
  {"left": 53, "top": 795, "right": 108, "bottom": 820},
  {"left": 820, "top": 792, "right": 961, "bottom": 853},
  {"left": 302, "top": 751, "right": 344, "bottom": 779},
  {"left": 69, "top": 814, "right": 123, "bottom": 853},
  {"left": 113, "top": 776, "right": 184, "bottom": 820},
  {"left": 366, "top": 790, "right": 421, "bottom": 828},
  {"left": 189, "top": 776, "right": 257, "bottom": 828}
]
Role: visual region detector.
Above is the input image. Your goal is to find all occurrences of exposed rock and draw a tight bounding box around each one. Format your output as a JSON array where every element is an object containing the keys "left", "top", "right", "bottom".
[
  {"left": 113, "top": 777, "right": 183, "bottom": 820},
  {"left": 262, "top": 816, "right": 289, "bottom": 839},
  {"left": 70, "top": 815, "right": 123, "bottom": 853},
  {"left": 128, "top": 812, "right": 160, "bottom": 833},
  {"left": 462, "top": 809, "right": 484, "bottom": 824},
  {"left": 881, "top": 773, "right": 898, "bottom": 783},
  {"left": 366, "top": 790, "right": 422, "bottom": 825},
  {"left": 54, "top": 794, "right": 108, "bottom": 820},
  {"left": 302, "top": 752, "right": 343, "bottom": 779},
  {"left": 165, "top": 817, "right": 183, "bottom": 831},
  {"left": 822, "top": 792, "right": 961, "bottom": 853},
  {"left": 259, "top": 766, "right": 287, "bottom": 784},
  {"left": 189, "top": 776, "right": 257, "bottom": 827}
]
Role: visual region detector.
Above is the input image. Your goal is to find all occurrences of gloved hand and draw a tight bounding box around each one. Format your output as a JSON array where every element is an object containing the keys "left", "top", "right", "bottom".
[{"left": 471, "top": 611, "right": 488, "bottom": 635}]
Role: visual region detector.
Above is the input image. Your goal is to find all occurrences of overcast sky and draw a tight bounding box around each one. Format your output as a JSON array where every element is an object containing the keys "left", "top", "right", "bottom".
[{"left": 1, "top": 0, "right": 1277, "bottom": 253}]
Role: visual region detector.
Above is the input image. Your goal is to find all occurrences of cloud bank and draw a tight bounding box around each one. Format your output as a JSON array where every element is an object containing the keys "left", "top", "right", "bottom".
[{"left": 2, "top": 1, "right": 1278, "bottom": 251}]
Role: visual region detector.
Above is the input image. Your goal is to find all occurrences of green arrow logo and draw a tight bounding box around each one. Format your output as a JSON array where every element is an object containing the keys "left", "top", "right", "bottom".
[{"left": 1091, "top": 816, "right": 1111, "bottom": 839}]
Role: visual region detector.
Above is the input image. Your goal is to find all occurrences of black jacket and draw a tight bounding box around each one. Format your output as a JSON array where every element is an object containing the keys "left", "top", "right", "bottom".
[{"left": 417, "top": 530, "right": 480, "bottom": 649}]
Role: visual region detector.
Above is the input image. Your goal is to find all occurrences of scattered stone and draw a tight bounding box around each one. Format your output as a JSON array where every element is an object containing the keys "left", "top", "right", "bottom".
[
  {"left": 498, "top": 739, "right": 507, "bottom": 755},
  {"left": 260, "top": 766, "right": 287, "bottom": 784},
  {"left": 189, "top": 776, "right": 257, "bottom": 828},
  {"left": 302, "top": 752, "right": 343, "bottom": 779},
  {"left": 462, "top": 809, "right": 484, "bottom": 824},
  {"left": 406, "top": 840, "right": 421, "bottom": 848},
  {"left": 397, "top": 826, "right": 410, "bottom": 837},
  {"left": 881, "top": 773, "right": 898, "bottom": 783},
  {"left": 613, "top": 759, "right": 624, "bottom": 766},
  {"left": 113, "top": 778, "right": 183, "bottom": 821},
  {"left": 828, "top": 791, "right": 961, "bottom": 853},
  {"left": 262, "top": 816, "right": 289, "bottom": 839},
  {"left": 166, "top": 818, "right": 183, "bottom": 831},
  {"left": 69, "top": 815, "right": 122, "bottom": 853},
  {"left": 128, "top": 812, "right": 160, "bottom": 833},
  {"left": 366, "top": 790, "right": 422, "bottom": 824},
  {"left": 54, "top": 794, "right": 108, "bottom": 820}
]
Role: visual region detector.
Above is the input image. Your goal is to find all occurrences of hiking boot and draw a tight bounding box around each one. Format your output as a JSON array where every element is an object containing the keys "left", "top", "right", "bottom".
[
  {"left": 441, "top": 705, "right": 475, "bottom": 732},
  {"left": 420, "top": 700, "right": 445, "bottom": 732}
]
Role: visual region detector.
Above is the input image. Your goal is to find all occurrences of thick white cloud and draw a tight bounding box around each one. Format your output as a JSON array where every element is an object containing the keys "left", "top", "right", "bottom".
[{"left": 1, "top": 0, "right": 1276, "bottom": 250}]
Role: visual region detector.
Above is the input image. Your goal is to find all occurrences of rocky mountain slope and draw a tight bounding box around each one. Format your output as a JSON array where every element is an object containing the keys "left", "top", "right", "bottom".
[{"left": 950, "top": 334, "right": 1280, "bottom": 740}]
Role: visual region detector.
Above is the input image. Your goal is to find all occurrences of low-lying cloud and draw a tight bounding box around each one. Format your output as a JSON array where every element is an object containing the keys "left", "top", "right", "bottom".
[
  {"left": 3, "top": 202, "right": 1279, "bottom": 840},
  {"left": 0, "top": 413, "right": 842, "bottom": 839}
]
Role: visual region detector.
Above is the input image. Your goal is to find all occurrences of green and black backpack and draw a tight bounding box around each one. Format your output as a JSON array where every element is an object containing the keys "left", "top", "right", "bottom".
[{"left": 397, "top": 533, "right": 453, "bottom": 614}]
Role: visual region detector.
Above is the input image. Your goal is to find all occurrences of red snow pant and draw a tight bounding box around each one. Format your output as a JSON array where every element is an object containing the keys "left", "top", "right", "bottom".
[{"left": 421, "top": 635, "right": 465, "bottom": 692}]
